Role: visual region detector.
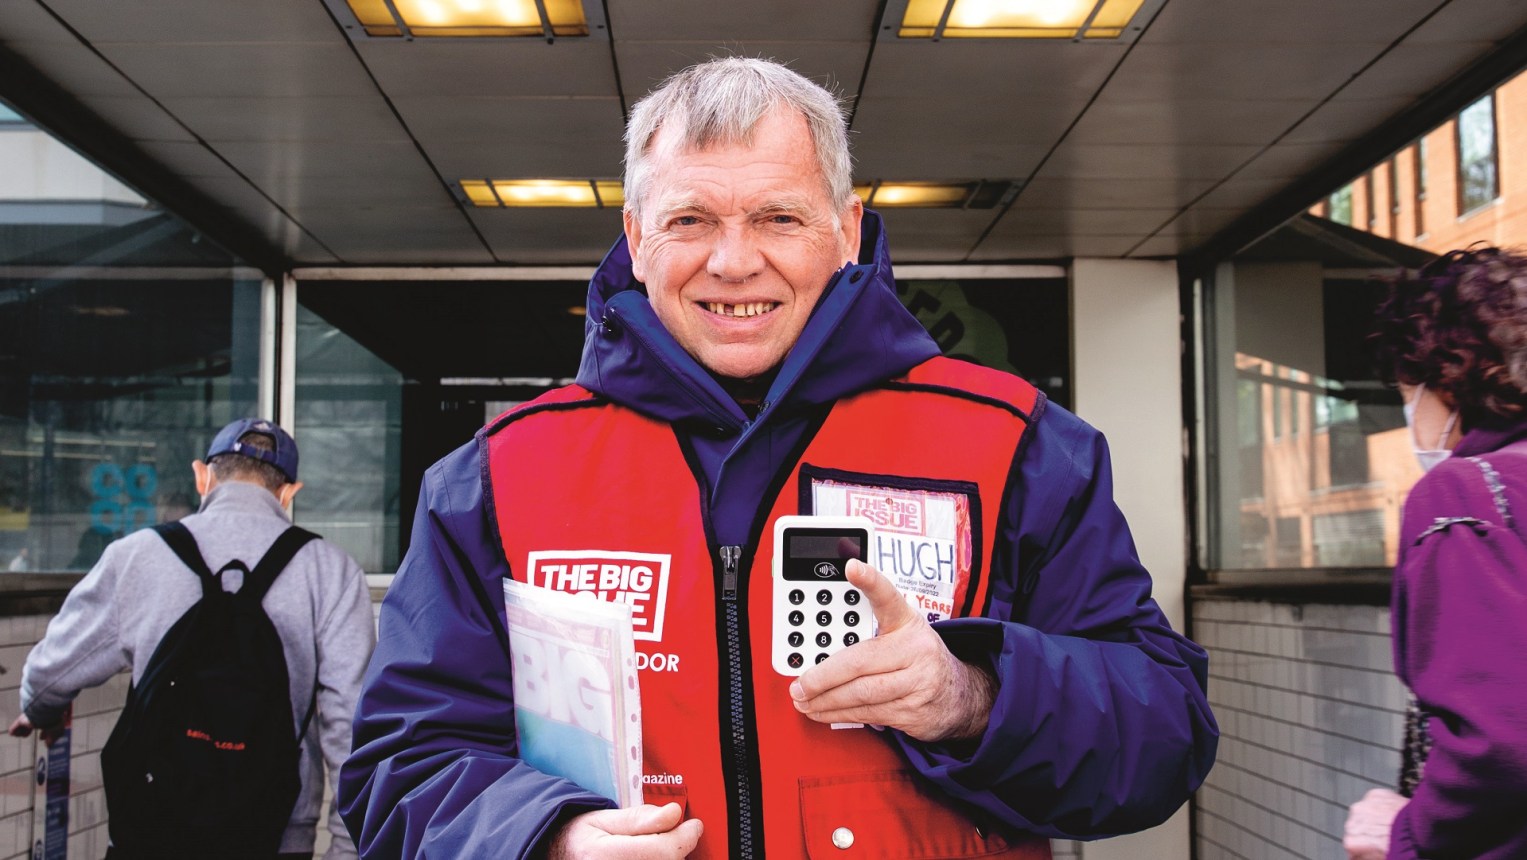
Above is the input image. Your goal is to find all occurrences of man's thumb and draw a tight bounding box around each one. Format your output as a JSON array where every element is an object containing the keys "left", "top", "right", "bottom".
[{"left": 845, "top": 559, "right": 915, "bottom": 632}]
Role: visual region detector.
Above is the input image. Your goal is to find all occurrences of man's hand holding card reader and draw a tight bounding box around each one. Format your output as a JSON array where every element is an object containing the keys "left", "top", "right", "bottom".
[{"left": 771, "top": 516, "right": 876, "bottom": 676}]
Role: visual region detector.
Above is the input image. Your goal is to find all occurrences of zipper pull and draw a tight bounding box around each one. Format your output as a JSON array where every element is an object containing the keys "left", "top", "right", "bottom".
[{"left": 720, "top": 545, "right": 742, "bottom": 602}]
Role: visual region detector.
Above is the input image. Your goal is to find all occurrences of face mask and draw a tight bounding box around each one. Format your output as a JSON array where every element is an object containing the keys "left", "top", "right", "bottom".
[{"left": 1403, "top": 384, "right": 1458, "bottom": 472}]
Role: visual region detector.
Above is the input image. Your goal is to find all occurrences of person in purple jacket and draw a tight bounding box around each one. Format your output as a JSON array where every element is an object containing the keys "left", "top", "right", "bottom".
[
  {"left": 338, "top": 57, "right": 1217, "bottom": 859},
  {"left": 1344, "top": 246, "right": 1527, "bottom": 859}
]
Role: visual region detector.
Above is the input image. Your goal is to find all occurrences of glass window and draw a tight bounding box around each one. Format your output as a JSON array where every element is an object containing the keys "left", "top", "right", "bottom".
[
  {"left": 896, "top": 277, "right": 1071, "bottom": 411},
  {"left": 1327, "top": 185, "right": 1353, "bottom": 225},
  {"left": 1456, "top": 94, "right": 1498, "bottom": 215},
  {"left": 1202, "top": 255, "right": 1423, "bottom": 573},
  {"left": 0, "top": 103, "right": 27, "bottom": 126},
  {"left": 1, "top": 119, "right": 263, "bottom": 573}
]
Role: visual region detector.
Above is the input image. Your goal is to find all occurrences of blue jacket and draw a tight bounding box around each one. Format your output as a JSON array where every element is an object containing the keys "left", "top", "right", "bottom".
[{"left": 338, "top": 213, "right": 1218, "bottom": 857}]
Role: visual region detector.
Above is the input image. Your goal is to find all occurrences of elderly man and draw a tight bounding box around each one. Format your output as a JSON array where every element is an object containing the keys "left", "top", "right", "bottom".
[{"left": 339, "top": 58, "right": 1217, "bottom": 859}]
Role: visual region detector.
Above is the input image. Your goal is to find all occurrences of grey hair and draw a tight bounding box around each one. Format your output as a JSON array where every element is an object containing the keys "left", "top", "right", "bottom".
[{"left": 622, "top": 57, "right": 854, "bottom": 217}]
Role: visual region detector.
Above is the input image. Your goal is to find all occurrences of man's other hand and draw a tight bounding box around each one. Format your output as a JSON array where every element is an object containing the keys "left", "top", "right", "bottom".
[
  {"left": 7, "top": 714, "right": 64, "bottom": 746},
  {"left": 547, "top": 803, "right": 702, "bottom": 859},
  {"left": 1343, "top": 787, "right": 1407, "bottom": 859},
  {"left": 789, "top": 559, "right": 996, "bottom": 742}
]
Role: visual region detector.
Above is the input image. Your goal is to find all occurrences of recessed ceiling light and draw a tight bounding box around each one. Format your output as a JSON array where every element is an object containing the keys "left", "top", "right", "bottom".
[
  {"left": 899, "top": 0, "right": 1147, "bottom": 39},
  {"left": 460, "top": 179, "right": 623, "bottom": 208},
  {"left": 343, "top": 0, "right": 588, "bottom": 38},
  {"left": 855, "top": 181, "right": 1019, "bottom": 209}
]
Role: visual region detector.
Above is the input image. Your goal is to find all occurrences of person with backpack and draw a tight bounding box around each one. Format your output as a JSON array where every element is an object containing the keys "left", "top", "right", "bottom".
[
  {"left": 1343, "top": 247, "right": 1527, "bottom": 859},
  {"left": 9, "top": 418, "right": 375, "bottom": 859}
]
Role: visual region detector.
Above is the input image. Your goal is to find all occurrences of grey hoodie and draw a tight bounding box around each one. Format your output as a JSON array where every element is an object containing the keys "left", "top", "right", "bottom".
[{"left": 21, "top": 480, "right": 376, "bottom": 858}]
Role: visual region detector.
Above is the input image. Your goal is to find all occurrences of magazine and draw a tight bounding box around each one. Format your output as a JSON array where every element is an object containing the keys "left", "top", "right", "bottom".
[{"left": 503, "top": 578, "right": 644, "bottom": 808}]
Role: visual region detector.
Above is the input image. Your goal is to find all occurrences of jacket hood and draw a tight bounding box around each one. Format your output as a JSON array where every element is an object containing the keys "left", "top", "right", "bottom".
[{"left": 575, "top": 210, "right": 940, "bottom": 431}]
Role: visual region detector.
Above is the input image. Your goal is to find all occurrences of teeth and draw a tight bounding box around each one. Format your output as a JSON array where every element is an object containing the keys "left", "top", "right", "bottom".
[{"left": 706, "top": 302, "right": 775, "bottom": 317}]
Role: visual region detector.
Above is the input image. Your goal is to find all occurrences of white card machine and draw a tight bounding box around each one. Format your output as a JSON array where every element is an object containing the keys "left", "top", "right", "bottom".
[{"left": 771, "top": 515, "right": 876, "bottom": 676}]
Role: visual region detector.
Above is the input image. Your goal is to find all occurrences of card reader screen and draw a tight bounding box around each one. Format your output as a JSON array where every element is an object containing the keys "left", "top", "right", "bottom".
[
  {"left": 789, "top": 534, "right": 863, "bottom": 559},
  {"left": 781, "top": 527, "right": 868, "bottom": 581}
]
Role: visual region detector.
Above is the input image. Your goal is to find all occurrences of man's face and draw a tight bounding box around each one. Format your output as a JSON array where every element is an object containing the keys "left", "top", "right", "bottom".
[{"left": 624, "top": 108, "right": 863, "bottom": 381}]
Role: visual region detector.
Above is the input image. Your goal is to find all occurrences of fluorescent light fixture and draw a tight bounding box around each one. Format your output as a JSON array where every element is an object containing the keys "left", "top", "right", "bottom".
[
  {"left": 461, "top": 179, "right": 624, "bottom": 208},
  {"left": 899, "top": 0, "right": 1147, "bottom": 39},
  {"left": 856, "top": 181, "right": 1019, "bottom": 209},
  {"left": 345, "top": 0, "right": 588, "bottom": 37}
]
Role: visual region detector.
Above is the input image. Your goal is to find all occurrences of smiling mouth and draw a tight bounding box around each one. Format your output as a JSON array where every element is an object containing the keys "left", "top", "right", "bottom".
[{"left": 703, "top": 302, "right": 780, "bottom": 318}]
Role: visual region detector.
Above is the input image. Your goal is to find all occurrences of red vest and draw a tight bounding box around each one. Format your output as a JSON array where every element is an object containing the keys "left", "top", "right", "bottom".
[{"left": 487, "top": 357, "right": 1050, "bottom": 859}]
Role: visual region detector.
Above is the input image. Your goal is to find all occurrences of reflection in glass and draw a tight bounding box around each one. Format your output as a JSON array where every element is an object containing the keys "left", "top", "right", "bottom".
[
  {"left": 1204, "top": 233, "right": 1434, "bottom": 572},
  {"left": 1, "top": 113, "right": 261, "bottom": 571}
]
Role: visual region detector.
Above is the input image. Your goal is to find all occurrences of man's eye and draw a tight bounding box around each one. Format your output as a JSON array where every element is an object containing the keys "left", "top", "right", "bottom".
[
  {"left": 671, "top": 216, "right": 701, "bottom": 227},
  {"left": 769, "top": 214, "right": 799, "bottom": 225}
]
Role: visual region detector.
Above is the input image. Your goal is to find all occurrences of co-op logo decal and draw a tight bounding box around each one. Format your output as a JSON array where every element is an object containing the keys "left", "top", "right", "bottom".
[{"left": 813, "top": 561, "right": 839, "bottom": 578}]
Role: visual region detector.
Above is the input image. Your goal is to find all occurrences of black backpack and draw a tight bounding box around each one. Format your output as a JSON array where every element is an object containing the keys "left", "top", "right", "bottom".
[{"left": 101, "top": 521, "right": 318, "bottom": 858}]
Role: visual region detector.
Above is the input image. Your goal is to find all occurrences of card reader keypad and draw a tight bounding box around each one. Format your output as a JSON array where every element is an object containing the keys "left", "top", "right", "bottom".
[{"left": 774, "top": 582, "right": 872, "bottom": 674}]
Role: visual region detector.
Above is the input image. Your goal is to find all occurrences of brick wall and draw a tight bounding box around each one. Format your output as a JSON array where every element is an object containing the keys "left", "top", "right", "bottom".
[
  {"left": 0, "top": 615, "right": 121, "bottom": 860},
  {"left": 1192, "top": 598, "right": 1407, "bottom": 860}
]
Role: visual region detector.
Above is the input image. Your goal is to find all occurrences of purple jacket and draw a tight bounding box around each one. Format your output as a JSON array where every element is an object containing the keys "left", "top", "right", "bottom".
[{"left": 1390, "top": 414, "right": 1527, "bottom": 859}]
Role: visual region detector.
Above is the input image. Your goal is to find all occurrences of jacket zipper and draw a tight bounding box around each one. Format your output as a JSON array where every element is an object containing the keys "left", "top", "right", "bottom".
[{"left": 718, "top": 544, "right": 753, "bottom": 858}]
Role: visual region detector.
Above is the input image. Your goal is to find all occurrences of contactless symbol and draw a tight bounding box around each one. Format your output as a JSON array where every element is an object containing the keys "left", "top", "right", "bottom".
[{"left": 813, "top": 561, "right": 838, "bottom": 578}]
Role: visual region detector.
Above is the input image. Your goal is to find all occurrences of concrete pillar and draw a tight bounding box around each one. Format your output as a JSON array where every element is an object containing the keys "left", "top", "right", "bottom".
[{"left": 1068, "top": 258, "right": 1191, "bottom": 859}]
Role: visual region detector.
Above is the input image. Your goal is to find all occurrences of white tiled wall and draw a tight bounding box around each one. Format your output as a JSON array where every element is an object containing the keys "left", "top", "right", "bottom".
[
  {"left": 1192, "top": 599, "right": 1407, "bottom": 860},
  {"left": 0, "top": 614, "right": 121, "bottom": 860}
]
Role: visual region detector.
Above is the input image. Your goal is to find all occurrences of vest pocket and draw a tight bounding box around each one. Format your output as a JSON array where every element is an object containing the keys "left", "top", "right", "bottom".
[{"left": 798, "top": 771, "right": 1040, "bottom": 858}]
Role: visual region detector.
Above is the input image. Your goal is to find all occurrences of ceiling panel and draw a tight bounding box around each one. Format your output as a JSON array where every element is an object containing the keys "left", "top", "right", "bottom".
[
  {"left": 426, "top": 139, "right": 623, "bottom": 186},
  {"left": 1063, "top": 98, "right": 1312, "bottom": 146},
  {"left": 1128, "top": 235, "right": 1197, "bottom": 258},
  {"left": 264, "top": 172, "right": 459, "bottom": 213},
  {"left": 614, "top": 41, "right": 868, "bottom": 100},
  {"left": 1281, "top": 96, "right": 1421, "bottom": 145},
  {"left": 998, "top": 207, "right": 1181, "bottom": 236},
  {"left": 1235, "top": 141, "right": 1349, "bottom": 180},
  {"left": 213, "top": 139, "right": 436, "bottom": 182},
  {"left": 471, "top": 209, "right": 625, "bottom": 264},
  {"left": 1010, "top": 177, "right": 1220, "bottom": 210},
  {"left": 93, "top": 42, "right": 378, "bottom": 98},
  {"left": 294, "top": 205, "right": 488, "bottom": 261},
  {"left": 0, "top": 39, "right": 143, "bottom": 98},
  {"left": 1331, "top": 40, "right": 1501, "bottom": 102},
  {"left": 969, "top": 233, "right": 1141, "bottom": 261},
  {"left": 86, "top": 96, "right": 195, "bottom": 143},
  {"left": 860, "top": 40, "right": 1122, "bottom": 101},
  {"left": 1037, "top": 143, "right": 1260, "bottom": 180},
  {"left": 160, "top": 95, "right": 409, "bottom": 143},
  {"left": 192, "top": 176, "right": 340, "bottom": 263},
  {"left": 1403, "top": 0, "right": 1527, "bottom": 44},
  {"left": 134, "top": 140, "right": 245, "bottom": 179},
  {"left": 1141, "top": 0, "right": 1443, "bottom": 46},
  {"left": 42, "top": 0, "right": 344, "bottom": 45},
  {"left": 392, "top": 96, "right": 623, "bottom": 144},
  {"left": 1102, "top": 42, "right": 1390, "bottom": 102},
  {"left": 1151, "top": 207, "right": 1243, "bottom": 236},
  {"left": 357, "top": 40, "right": 617, "bottom": 98},
  {"left": 872, "top": 209, "right": 998, "bottom": 263},
  {"left": 1189, "top": 177, "right": 1303, "bottom": 211},
  {"left": 607, "top": 0, "right": 879, "bottom": 42}
]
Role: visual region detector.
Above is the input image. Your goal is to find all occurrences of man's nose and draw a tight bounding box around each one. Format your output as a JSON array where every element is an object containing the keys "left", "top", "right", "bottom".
[{"left": 707, "top": 225, "right": 764, "bottom": 282}]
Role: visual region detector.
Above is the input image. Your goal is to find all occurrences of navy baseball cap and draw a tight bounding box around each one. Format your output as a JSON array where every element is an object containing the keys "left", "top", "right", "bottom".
[{"left": 205, "top": 418, "right": 299, "bottom": 483}]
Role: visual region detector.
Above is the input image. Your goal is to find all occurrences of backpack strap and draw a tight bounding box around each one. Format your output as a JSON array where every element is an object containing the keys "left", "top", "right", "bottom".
[
  {"left": 240, "top": 526, "right": 320, "bottom": 603},
  {"left": 152, "top": 522, "right": 220, "bottom": 599}
]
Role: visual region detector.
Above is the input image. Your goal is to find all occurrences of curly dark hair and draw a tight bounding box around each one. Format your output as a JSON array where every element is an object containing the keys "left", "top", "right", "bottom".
[{"left": 1371, "top": 245, "right": 1527, "bottom": 425}]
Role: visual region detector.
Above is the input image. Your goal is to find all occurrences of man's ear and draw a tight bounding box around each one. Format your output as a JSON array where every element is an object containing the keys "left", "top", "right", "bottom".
[
  {"left": 839, "top": 195, "right": 864, "bottom": 265},
  {"left": 623, "top": 209, "right": 647, "bottom": 283},
  {"left": 192, "top": 460, "right": 213, "bottom": 495},
  {"left": 278, "top": 481, "right": 303, "bottom": 509}
]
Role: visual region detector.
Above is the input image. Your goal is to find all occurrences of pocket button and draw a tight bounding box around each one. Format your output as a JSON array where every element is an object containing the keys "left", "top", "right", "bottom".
[{"left": 831, "top": 827, "right": 855, "bottom": 849}]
